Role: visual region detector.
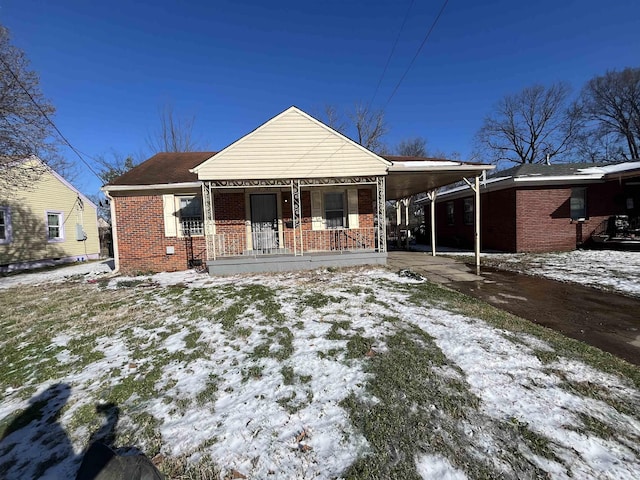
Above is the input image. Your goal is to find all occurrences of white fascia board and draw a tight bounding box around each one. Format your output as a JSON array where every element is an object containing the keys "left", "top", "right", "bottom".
[
  {"left": 512, "top": 174, "right": 603, "bottom": 183},
  {"left": 388, "top": 163, "right": 494, "bottom": 173},
  {"left": 102, "top": 181, "right": 202, "bottom": 193}
]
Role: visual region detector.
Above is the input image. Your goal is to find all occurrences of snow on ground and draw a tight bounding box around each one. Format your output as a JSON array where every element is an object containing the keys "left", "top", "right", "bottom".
[
  {"left": 1, "top": 267, "right": 639, "bottom": 479},
  {"left": 0, "top": 259, "right": 113, "bottom": 290},
  {"left": 481, "top": 250, "right": 640, "bottom": 297}
]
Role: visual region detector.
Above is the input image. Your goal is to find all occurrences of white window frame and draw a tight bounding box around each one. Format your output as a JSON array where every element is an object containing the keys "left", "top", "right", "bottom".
[
  {"left": 0, "top": 206, "right": 11, "bottom": 244},
  {"left": 46, "top": 210, "right": 64, "bottom": 242},
  {"left": 176, "top": 195, "right": 204, "bottom": 237}
]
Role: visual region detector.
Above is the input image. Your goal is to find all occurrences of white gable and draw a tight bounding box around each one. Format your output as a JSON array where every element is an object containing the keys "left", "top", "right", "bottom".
[{"left": 193, "top": 106, "right": 390, "bottom": 180}]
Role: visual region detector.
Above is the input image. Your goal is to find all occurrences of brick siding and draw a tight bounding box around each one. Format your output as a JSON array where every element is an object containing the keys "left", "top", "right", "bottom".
[
  {"left": 114, "top": 195, "right": 206, "bottom": 273},
  {"left": 115, "top": 187, "right": 377, "bottom": 273},
  {"left": 431, "top": 179, "right": 634, "bottom": 253}
]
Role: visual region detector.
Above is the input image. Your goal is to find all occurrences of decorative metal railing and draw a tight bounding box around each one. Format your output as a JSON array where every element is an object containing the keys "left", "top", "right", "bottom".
[{"left": 206, "top": 227, "right": 377, "bottom": 260}]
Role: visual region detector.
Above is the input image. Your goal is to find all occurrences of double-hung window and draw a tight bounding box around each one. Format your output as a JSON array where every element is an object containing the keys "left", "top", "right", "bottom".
[
  {"left": 0, "top": 207, "right": 10, "bottom": 244},
  {"left": 463, "top": 198, "right": 474, "bottom": 225},
  {"left": 324, "top": 192, "right": 345, "bottom": 229},
  {"left": 46, "top": 211, "right": 64, "bottom": 242},
  {"left": 446, "top": 202, "right": 455, "bottom": 226},
  {"left": 178, "top": 196, "right": 204, "bottom": 236},
  {"left": 570, "top": 188, "right": 587, "bottom": 220}
]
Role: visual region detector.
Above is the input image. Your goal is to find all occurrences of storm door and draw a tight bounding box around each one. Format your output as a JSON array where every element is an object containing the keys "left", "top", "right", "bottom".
[{"left": 250, "top": 194, "right": 279, "bottom": 252}]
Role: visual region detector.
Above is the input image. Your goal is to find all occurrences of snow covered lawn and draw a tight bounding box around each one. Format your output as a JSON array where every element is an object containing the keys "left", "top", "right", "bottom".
[
  {"left": 479, "top": 250, "right": 640, "bottom": 297},
  {"left": 1, "top": 267, "right": 639, "bottom": 479}
]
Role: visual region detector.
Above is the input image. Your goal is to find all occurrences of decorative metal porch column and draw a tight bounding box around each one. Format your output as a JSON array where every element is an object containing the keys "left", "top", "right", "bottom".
[
  {"left": 291, "top": 180, "right": 302, "bottom": 256},
  {"left": 201, "top": 182, "right": 216, "bottom": 260},
  {"left": 376, "top": 176, "right": 387, "bottom": 253}
]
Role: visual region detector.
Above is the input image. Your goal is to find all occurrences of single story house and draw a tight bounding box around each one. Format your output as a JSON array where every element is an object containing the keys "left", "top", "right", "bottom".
[
  {"left": 105, "top": 106, "right": 493, "bottom": 274},
  {"left": 0, "top": 159, "right": 100, "bottom": 272},
  {"left": 417, "top": 162, "right": 640, "bottom": 253}
]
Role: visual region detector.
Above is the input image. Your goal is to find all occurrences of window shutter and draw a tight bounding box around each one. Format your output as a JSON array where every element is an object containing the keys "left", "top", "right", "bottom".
[
  {"left": 347, "top": 189, "right": 359, "bottom": 228},
  {"left": 162, "top": 194, "right": 177, "bottom": 237},
  {"left": 311, "top": 191, "right": 323, "bottom": 230}
]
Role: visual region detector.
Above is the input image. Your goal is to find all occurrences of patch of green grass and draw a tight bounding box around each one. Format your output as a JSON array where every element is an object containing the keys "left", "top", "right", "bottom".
[
  {"left": 242, "top": 365, "right": 264, "bottom": 382},
  {"left": 573, "top": 412, "right": 616, "bottom": 440},
  {"left": 508, "top": 417, "right": 561, "bottom": 463},
  {"left": 345, "top": 335, "right": 374, "bottom": 359},
  {"left": 317, "top": 348, "right": 341, "bottom": 360},
  {"left": 196, "top": 374, "right": 219, "bottom": 406},
  {"left": 116, "top": 279, "right": 147, "bottom": 288},
  {"left": 299, "top": 292, "right": 345, "bottom": 310},
  {"left": 280, "top": 366, "right": 311, "bottom": 386},
  {"left": 326, "top": 320, "right": 352, "bottom": 340},
  {"left": 276, "top": 390, "right": 313, "bottom": 414},
  {"left": 281, "top": 366, "right": 295, "bottom": 386}
]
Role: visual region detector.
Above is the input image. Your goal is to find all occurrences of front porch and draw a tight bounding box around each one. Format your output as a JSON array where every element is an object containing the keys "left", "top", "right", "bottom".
[{"left": 201, "top": 176, "right": 387, "bottom": 274}]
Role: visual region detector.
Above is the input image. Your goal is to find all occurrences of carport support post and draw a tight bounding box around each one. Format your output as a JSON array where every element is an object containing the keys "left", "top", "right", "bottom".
[
  {"left": 428, "top": 189, "right": 437, "bottom": 256},
  {"left": 463, "top": 176, "right": 482, "bottom": 275},
  {"left": 475, "top": 174, "right": 481, "bottom": 275}
]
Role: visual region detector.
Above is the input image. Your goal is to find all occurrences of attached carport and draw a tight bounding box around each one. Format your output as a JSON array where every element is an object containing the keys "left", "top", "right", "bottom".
[{"left": 383, "top": 157, "right": 495, "bottom": 273}]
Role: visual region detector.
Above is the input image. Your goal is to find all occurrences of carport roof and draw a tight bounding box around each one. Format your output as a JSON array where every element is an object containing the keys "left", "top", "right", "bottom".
[{"left": 382, "top": 156, "right": 494, "bottom": 200}]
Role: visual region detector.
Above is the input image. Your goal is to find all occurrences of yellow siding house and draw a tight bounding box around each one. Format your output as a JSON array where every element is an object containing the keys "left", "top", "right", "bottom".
[{"left": 0, "top": 160, "right": 100, "bottom": 271}]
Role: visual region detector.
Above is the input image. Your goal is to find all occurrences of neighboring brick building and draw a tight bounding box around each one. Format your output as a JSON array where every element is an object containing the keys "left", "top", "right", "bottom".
[
  {"left": 419, "top": 162, "right": 640, "bottom": 253},
  {"left": 105, "top": 106, "right": 492, "bottom": 274}
]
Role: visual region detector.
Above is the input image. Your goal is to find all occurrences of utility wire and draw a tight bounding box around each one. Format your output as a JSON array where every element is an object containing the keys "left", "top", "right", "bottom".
[
  {"left": 368, "top": 0, "right": 415, "bottom": 110},
  {"left": 0, "top": 56, "right": 103, "bottom": 182},
  {"left": 383, "top": 0, "right": 450, "bottom": 109}
]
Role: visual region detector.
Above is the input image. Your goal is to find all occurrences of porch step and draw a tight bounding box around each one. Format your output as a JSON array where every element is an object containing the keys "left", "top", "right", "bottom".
[{"left": 207, "top": 252, "right": 387, "bottom": 275}]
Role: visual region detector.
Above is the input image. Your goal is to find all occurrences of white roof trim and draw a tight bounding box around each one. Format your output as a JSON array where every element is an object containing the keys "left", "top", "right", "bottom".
[
  {"left": 191, "top": 106, "right": 392, "bottom": 174},
  {"left": 388, "top": 161, "right": 494, "bottom": 173},
  {"left": 102, "top": 182, "right": 202, "bottom": 192}
]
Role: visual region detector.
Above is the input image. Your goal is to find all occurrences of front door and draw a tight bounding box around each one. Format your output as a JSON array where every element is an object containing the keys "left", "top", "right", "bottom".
[{"left": 250, "top": 194, "right": 279, "bottom": 252}]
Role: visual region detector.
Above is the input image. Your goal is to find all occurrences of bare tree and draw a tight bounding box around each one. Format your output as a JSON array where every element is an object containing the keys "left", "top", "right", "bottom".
[
  {"left": 95, "top": 151, "right": 139, "bottom": 185},
  {"left": 397, "top": 137, "right": 427, "bottom": 157},
  {"left": 350, "top": 103, "right": 388, "bottom": 152},
  {"left": 320, "top": 103, "right": 388, "bottom": 153},
  {"left": 0, "top": 26, "right": 63, "bottom": 189},
  {"left": 475, "top": 83, "right": 582, "bottom": 165},
  {"left": 580, "top": 67, "right": 640, "bottom": 161},
  {"left": 146, "top": 104, "right": 203, "bottom": 153}
]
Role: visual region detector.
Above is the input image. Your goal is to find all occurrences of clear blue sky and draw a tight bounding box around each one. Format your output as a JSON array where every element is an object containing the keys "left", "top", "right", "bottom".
[{"left": 2, "top": 0, "right": 639, "bottom": 197}]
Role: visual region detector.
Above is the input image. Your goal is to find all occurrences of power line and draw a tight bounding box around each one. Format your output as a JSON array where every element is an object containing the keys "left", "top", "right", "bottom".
[
  {"left": 383, "top": 0, "right": 450, "bottom": 110},
  {"left": 0, "top": 56, "right": 103, "bottom": 182},
  {"left": 368, "top": 0, "right": 415, "bottom": 110}
]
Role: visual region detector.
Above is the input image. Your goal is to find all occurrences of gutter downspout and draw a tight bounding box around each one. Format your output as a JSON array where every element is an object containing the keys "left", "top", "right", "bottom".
[{"left": 103, "top": 189, "right": 120, "bottom": 274}]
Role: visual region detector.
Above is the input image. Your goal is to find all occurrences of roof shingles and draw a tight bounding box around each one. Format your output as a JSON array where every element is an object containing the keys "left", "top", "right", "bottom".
[{"left": 109, "top": 152, "right": 217, "bottom": 186}]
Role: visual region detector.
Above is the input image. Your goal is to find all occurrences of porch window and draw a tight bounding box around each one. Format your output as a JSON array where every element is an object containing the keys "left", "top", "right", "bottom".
[
  {"left": 46, "top": 211, "right": 64, "bottom": 242},
  {"left": 570, "top": 188, "right": 587, "bottom": 220},
  {"left": 0, "top": 207, "right": 10, "bottom": 244},
  {"left": 178, "top": 196, "right": 204, "bottom": 236},
  {"left": 446, "top": 202, "right": 454, "bottom": 225},
  {"left": 324, "top": 192, "right": 345, "bottom": 229},
  {"left": 463, "top": 198, "right": 473, "bottom": 225}
]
